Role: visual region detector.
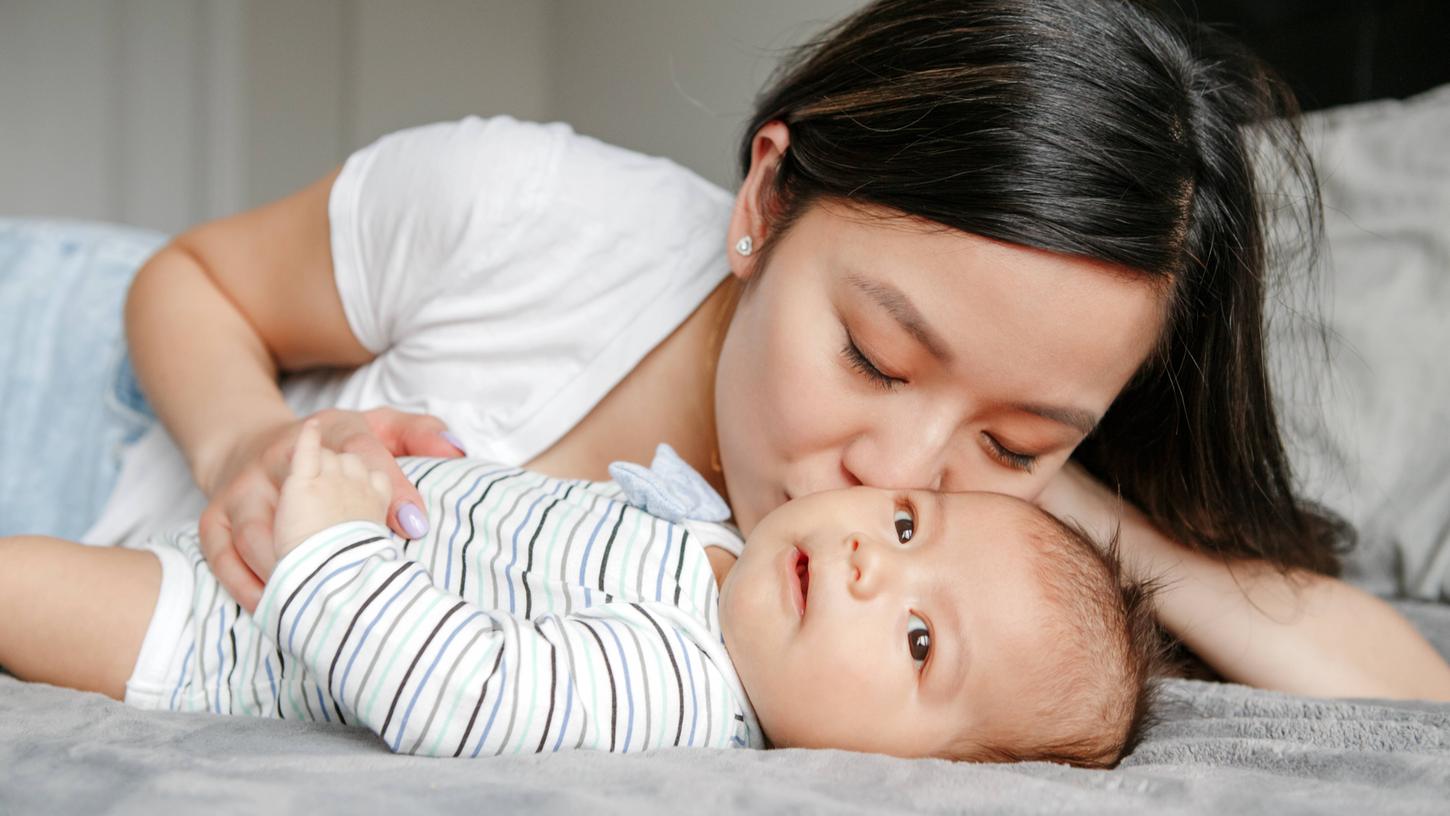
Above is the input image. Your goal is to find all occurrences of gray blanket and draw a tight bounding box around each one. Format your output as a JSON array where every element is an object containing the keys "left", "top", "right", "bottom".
[{"left": 3, "top": 599, "right": 1448, "bottom": 814}]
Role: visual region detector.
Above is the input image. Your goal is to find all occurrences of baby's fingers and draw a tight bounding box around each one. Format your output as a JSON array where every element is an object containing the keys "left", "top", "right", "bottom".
[{"left": 290, "top": 420, "right": 323, "bottom": 479}]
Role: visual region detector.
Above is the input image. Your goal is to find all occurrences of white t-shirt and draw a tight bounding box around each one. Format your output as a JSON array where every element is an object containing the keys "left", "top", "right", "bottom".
[{"left": 83, "top": 115, "right": 735, "bottom": 548}]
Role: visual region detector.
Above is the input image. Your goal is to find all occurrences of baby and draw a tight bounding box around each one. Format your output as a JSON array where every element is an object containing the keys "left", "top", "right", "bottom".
[{"left": 0, "top": 423, "right": 1159, "bottom": 767}]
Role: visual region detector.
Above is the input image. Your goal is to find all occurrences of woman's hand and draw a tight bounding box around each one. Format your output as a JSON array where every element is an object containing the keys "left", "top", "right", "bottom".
[
  {"left": 1038, "top": 460, "right": 1450, "bottom": 701},
  {"left": 1035, "top": 460, "right": 1146, "bottom": 571},
  {"left": 197, "top": 407, "right": 464, "bottom": 612}
]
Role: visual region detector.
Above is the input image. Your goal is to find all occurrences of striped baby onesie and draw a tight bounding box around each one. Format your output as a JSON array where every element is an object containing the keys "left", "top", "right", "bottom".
[{"left": 124, "top": 455, "right": 765, "bottom": 755}]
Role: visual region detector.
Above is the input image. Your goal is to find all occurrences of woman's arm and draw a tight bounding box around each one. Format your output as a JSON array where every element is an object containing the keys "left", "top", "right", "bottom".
[
  {"left": 1040, "top": 463, "right": 1450, "bottom": 701},
  {"left": 125, "top": 169, "right": 356, "bottom": 491},
  {"left": 124, "top": 168, "right": 460, "bottom": 612}
]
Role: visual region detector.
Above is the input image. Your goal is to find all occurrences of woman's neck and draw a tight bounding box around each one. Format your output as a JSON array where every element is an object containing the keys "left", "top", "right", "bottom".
[{"left": 522, "top": 275, "right": 742, "bottom": 503}]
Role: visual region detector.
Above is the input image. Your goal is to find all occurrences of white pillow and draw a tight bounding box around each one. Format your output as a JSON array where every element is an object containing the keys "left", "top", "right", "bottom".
[{"left": 1270, "top": 84, "right": 1450, "bottom": 599}]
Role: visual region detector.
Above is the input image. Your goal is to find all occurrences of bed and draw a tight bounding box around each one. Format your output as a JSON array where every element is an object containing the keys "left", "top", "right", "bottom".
[{"left": 3, "top": 83, "right": 1449, "bottom": 816}]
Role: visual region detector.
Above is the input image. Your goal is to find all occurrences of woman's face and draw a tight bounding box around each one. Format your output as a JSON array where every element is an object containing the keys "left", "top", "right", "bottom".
[{"left": 715, "top": 198, "right": 1167, "bottom": 536}]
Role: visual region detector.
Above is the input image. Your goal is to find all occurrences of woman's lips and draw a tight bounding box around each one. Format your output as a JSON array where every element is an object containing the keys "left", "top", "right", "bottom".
[{"left": 789, "top": 546, "right": 810, "bottom": 618}]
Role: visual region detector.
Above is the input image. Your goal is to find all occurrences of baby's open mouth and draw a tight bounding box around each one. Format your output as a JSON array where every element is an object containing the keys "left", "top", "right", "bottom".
[{"left": 793, "top": 548, "right": 810, "bottom": 617}]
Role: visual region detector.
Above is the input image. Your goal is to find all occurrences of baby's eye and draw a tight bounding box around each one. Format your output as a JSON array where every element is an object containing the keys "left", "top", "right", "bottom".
[
  {"left": 907, "top": 612, "right": 931, "bottom": 671},
  {"left": 893, "top": 505, "right": 915, "bottom": 543}
]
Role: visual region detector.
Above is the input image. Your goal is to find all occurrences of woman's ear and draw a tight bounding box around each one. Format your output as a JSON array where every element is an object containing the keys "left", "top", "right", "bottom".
[{"left": 728, "top": 121, "right": 791, "bottom": 282}]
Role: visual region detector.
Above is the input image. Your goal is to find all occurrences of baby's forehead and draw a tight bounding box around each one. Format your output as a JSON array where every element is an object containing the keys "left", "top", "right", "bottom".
[{"left": 936, "top": 491, "right": 1056, "bottom": 542}]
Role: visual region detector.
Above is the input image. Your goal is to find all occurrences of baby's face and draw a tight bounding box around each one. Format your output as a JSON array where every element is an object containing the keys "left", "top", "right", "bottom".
[{"left": 719, "top": 487, "right": 1062, "bottom": 758}]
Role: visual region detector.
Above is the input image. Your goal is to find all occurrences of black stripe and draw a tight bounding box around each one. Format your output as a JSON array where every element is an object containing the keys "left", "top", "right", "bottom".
[
  {"left": 273, "top": 537, "right": 384, "bottom": 644},
  {"left": 379, "top": 602, "right": 465, "bottom": 739},
  {"left": 402, "top": 459, "right": 454, "bottom": 557},
  {"left": 631, "top": 604, "right": 686, "bottom": 747},
  {"left": 457, "top": 471, "right": 521, "bottom": 596},
  {"left": 453, "top": 646, "right": 505, "bottom": 757},
  {"left": 225, "top": 604, "right": 240, "bottom": 715},
  {"left": 672, "top": 530, "right": 689, "bottom": 606},
  {"left": 580, "top": 621, "right": 618, "bottom": 752},
  {"left": 325, "top": 563, "right": 411, "bottom": 696},
  {"left": 274, "top": 648, "right": 286, "bottom": 718},
  {"left": 534, "top": 623, "right": 558, "bottom": 753},
  {"left": 596, "top": 504, "right": 629, "bottom": 592},
  {"left": 521, "top": 497, "right": 562, "bottom": 618},
  {"left": 410, "top": 458, "right": 451, "bottom": 491}
]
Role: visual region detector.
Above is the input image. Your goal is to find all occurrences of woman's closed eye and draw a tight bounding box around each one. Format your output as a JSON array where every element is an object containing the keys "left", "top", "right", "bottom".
[
  {"left": 907, "top": 612, "right": 931, "bottom": 671},
  {"left": 841, "top": 330, "right": 904, "bottom": 391},
  {"left": 982, "top": 432, "right": 1037, "bottom": 473}
]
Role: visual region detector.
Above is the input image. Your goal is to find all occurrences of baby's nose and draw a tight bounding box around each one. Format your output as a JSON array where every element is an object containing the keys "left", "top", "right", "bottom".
[{"left": 846, "top": 535, "right": 886, "bottom": 598}]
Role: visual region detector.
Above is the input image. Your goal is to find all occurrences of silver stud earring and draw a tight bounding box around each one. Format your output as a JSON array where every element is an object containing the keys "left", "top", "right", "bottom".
[{"left": 735, "top": 236, "right": 753, "bottom": 256}]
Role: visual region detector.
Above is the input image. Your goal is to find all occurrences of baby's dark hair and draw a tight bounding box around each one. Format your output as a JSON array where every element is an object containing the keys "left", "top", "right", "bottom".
[{"left": 944, "top": 511, "right": 1170, "bottom": 768}]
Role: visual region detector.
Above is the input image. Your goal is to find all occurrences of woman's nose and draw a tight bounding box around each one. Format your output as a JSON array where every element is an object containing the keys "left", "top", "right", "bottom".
[{"left": 842, "top": 430, "right": 947, "bottom": 492}]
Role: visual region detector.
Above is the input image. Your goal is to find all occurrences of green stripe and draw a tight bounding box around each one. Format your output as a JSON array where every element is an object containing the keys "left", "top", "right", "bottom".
[{"left": 509, "top": 617, "right": 542, "bottom": 753}]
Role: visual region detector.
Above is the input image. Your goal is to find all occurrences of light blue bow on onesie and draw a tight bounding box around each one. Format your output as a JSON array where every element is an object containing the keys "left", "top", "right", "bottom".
[{"left": 608, "top": 444, "right": 731, "bottom": 523}]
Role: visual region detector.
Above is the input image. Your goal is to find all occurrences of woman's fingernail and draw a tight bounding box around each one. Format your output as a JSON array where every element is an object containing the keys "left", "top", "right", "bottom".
[
  {"left": 398, "top": 503, "right": 429, "bottom": 539},
  {"left": 441, "top": 431, "right": 467, "bottom": 455}
]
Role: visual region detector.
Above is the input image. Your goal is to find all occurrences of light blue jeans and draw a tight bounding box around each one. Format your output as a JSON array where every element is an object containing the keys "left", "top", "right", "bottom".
[{"left": 0, "top": 218, "right": 168, "bottom": 539}]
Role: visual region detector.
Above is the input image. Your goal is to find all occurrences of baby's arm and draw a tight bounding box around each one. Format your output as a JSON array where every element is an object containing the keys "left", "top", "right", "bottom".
[
  {"left": 0, "top": 535, "right": 162, "bottom": 700},
  {"left": 256, "top": 530, "right": 738, "bottom": 755},
  {"left": 258, "top": 427, "right": 741, "bottom": 754}
]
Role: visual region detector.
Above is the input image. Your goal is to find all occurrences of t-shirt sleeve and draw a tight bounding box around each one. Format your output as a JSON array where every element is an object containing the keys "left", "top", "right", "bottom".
[
  {"left": 327, "top": 115, "right": 569, "bottom": 354},
  {"left": 320, "top": 114, "right": 733, "bottom": 464}
]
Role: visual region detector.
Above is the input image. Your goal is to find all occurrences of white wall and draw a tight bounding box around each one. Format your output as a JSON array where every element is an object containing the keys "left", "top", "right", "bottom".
[
  {"left": 552, "top": 0, "right": 863, "bottom": 189},
  {"left": 0, "top": 0, "right": 866, "bottom": 235}
]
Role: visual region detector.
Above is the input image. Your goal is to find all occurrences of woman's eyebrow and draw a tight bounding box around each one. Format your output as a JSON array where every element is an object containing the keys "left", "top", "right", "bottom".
[
  {"left": 846, "top": 272, "right": 954, "bottom": 363},
  {"left": 1013, "top": 402, "right": 1100, "bottom": 437}
]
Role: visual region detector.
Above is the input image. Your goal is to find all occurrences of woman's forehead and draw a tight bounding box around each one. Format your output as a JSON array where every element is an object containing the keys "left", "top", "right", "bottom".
[{"left": 803, "top": 205, "right": 1168, "bottom": 408}]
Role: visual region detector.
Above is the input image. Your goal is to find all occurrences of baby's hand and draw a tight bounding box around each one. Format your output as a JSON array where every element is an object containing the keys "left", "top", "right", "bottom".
[{"left": 269, "top": 420, "right": 394, "bottom": 578}]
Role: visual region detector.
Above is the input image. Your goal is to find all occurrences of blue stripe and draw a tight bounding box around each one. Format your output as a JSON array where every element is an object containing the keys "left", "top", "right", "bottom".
[
  {"left": 470, "top": 652, "right": 509, "bottom": 757},
  {"left": 169, "top": 642, "right": 195, "bottom": 710},
  {"left": 503, "top": 494, "right": 548, "bottom": 614},
  {"left": 654, "top": 523, "right": 674, "bottom": 602},
  {"left": 263, "top": 655, "right": 278, "bottom": 704},
  {"left": 391, "top": 611, "right": 486, "bottom": 751},
  {"left": 315, "top": 686, "right": 332, "bottom": 722},
  {"left": 549, "top": 620, "right": 575, "bottom": 752},
  {"left": 600, "top": 621, "right": 636, "bottom": 753},
  {"left": 576, "top": 500, "right": 616, "bottom": 586},
  {"left": 285, "top": 556, "right": 369, "bottom": 651},
  {"left": 672, "top": 629, "right": 700, "bottom": 746},
  {"left": 338, "top": 570, "right": 428, "bottom": 700}
]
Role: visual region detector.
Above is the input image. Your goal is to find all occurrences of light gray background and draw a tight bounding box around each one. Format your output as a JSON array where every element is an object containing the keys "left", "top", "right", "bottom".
[{"left": 0, "top": 0, "right": 867, "bottom": 235}]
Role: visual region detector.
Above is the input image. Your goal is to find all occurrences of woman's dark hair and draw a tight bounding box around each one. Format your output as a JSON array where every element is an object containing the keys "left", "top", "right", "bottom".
[{"left": 738, "top": 0, "right": 1349, "bottom": 576}]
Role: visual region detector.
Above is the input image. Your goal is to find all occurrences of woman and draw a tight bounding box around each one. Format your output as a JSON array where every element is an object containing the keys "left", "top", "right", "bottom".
[{"left": 7, "top": 0, "right": 1450, "bottom": 700}]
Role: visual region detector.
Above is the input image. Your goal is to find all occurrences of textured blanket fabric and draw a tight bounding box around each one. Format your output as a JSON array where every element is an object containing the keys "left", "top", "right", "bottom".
[{"left": 2, "top": 600, "right": 1448, "bottom": 814}]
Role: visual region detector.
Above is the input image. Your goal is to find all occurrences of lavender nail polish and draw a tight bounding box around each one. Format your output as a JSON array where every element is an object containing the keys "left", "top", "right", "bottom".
[
  {"left": 441, "top": 430, "right": 468, "bottom": 455},
  {"left": 398, "top": 503, "right": 429, "bottom": 539}
]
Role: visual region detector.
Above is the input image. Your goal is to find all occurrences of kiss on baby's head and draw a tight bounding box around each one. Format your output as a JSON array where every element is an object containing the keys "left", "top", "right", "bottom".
[{"left": 719, "top": 487, "right": 1163, "bottom": 768}]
